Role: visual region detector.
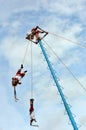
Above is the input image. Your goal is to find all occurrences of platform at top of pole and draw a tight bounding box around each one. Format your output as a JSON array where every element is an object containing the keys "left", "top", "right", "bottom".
[{"left": 26, "top": 26, "right": 48, "bottom": 44}]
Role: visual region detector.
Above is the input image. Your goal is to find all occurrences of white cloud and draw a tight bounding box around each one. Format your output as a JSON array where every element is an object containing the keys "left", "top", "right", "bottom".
[
  {"left": 0, "top": 84, "right": 28, "bottom": 130},
  {"left": 80, "top": 115, "right": 86, "bottom": 125},
  {"left": 0, "top": 0, "right": 86, "bottom": 130},
  {"left": 59, "top": 76, "right": 86, "bottom": 99},
  {"left": 0, "top": 0, "right": 85, "bottom": 25}
]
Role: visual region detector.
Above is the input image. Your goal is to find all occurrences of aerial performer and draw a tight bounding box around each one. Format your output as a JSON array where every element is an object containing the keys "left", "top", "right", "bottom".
[
  {"left": 12, "top": 64, "right": 27, "bottom": 101},
  {"left": 26, "top": 26, "right": 48, "bottom": 44},
  {"left": 29, "top": 99, "right": 38, "bottom": 127}
]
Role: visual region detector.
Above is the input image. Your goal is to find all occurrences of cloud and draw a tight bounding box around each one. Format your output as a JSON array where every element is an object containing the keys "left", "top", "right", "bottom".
[
  {"left": 0, "top": 0, "right": 85, "bottom": 26},
  {"left": 0, "top": 0, "right": 86, "bottom": 130},
  {"left": 0, "top": 84, "right": 28, "bottom": 130},
  {"left": 80, "top": 115, "right": 86, "bottom": 125}
]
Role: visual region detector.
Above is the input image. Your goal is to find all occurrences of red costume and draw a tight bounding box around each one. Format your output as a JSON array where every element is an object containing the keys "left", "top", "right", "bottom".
[
  {"left": 12, "top": 65, "right": 27, "bottom": 101},
  {"left": 16, "top": 68, "right": 25, "bottom": 78},
  {"left": 31, "top": 28, "right": 43, "bottom": 41},
  {"left": 29, "top": 99, "right": 34, "bottom": 114},
  {"left": 29, "top": 99, "right": 37, "bottom": 125}
]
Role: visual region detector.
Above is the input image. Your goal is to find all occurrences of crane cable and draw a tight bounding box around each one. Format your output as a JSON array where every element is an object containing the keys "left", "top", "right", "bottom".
[
  {"left": 30, "top": 41, "right": 33, "bottom": 98},
  {"left": 22, "top": 42, "right": 30, "bottom": 65},
  {"left": 48, "top": 32, "right": 86, "bottom": 48},
  {"left": 43, "top": 39, "right": 86, "bottom": 92}
]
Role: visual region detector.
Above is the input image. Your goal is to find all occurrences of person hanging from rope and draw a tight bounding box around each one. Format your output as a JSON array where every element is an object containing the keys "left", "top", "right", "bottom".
[
  {"left": 29, "top": 98, "right": 38, "bottom": 126},
  {"left": 26, "top": 26, "right": 48, "bottom": 44},
  {"left": 12, "top": 64, "right": 27, "bottom": 101}
]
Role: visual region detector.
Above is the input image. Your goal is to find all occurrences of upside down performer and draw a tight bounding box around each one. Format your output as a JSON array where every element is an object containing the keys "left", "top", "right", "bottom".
[
  {"left": 29, "top": 99, "right": 38, "bottom": 126},
  {"left": 12, "top": 64, "right": 27, "bottom": 101}
]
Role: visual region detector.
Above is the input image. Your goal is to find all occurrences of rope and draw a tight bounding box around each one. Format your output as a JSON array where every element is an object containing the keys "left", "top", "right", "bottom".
[
  {"left": 30, "top": 41, "right": 33, "bottom": 98},
  {"left": 43, "top": 39, "right": 86, "bottom": 92},
  {"left": 48, "top": 32, "right": 86, "bottom": 48},
  {"left": 22, "top": 42, "right": 30, "bottom": 65}
]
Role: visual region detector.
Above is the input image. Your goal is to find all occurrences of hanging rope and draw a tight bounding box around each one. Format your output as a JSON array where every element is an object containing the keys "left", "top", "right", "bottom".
[
  {"left": 30, "top": 41, "right": 33, "bottom": 98},
  {"left": 48, "top": 32, "right": 86, "bottom": 48},
  {"left": 22, "top": 42, "right": 30, "bottom": 65},
  {"left": 43, "top": 39, "right": 86, "bottom": 92}
]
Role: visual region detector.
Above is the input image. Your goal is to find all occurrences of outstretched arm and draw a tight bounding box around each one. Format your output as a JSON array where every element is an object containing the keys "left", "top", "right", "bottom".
[{"left": 14, "top": 87, "right": 19, "bottom": 101}]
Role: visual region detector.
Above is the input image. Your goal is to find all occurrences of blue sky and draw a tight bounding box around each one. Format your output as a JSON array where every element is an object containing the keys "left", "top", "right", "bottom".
[{"left": 0, "top": 0, "right": 86, "bottom": 130}]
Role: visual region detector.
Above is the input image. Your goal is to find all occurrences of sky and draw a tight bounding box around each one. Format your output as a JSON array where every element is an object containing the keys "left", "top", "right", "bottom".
[{"left": 0, "top": 0, "right": 86, "bottom": 130}]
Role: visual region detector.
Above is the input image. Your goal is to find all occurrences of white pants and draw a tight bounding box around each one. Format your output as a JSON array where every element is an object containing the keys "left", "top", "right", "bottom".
[
  {"left": 30, "top": 111, "right": 35, "bottom": 120},
  {"left": 15, "top": 75, "right": 21, "bottom": 81}
]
